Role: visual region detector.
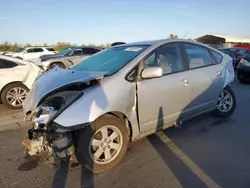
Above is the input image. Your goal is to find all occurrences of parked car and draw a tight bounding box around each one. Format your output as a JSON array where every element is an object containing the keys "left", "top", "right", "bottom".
[
  {"left": 237, "top": 51, "right": 250, "bottom": 83},
  {"left": 23, "top": 39, "right": 235, "bottom": 174},
  {"left": 219, "top": 47, "right": 250, "bottom": 69},
  {"left": 111, "top": 42, "right": 126, "bottom": 46},
  {"left": 32, "top": 46, "right": 104, "bottom": 70},
  {"left": 0, "top": 55, "right": 42, "bottom": 109},
  {"left": 234, "top": 44, "right": 250, "bottom": 50},
  {"left": 4, "top": 47, "right": 56, "bottom": 60}
]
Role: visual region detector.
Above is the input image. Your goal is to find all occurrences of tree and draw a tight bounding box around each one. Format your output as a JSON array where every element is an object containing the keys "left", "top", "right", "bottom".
[
  {"left": 25, "top": 43, "right": 32, "bottom": 47},
  {"left": 168, "top": 34, "right": 178, "bottom": 39}
]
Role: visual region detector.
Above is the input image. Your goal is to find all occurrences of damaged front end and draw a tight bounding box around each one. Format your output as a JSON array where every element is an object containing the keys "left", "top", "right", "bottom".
[
  {"left": 23, "top": 90, "right": 83, "bottom": 162},
  {"left": 22, "top": 67, "right": 106, "bottom": 163}
]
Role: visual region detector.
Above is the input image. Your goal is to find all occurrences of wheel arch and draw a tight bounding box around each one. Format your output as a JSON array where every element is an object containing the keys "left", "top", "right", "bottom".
[
  {"left": 47, "top": 61, "right": 65, "bottom": 68},
  {"left": 97, "top": 111, "right": 133, "bottom": 141},
  {"left": 0, "top": 81, "right": 27, "bottom": 96},
  {"left": 0, "top": 81, "right": 28, "bottom": 103}
]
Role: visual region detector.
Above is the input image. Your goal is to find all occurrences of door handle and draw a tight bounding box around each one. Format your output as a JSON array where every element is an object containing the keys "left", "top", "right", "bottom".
[{"left": 180, "top": 79, "right": 189, "bottom": 86}]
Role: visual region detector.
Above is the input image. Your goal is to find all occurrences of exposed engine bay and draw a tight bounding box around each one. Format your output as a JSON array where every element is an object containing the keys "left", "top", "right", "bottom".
[{"left": 23, "top": 77, "right": 100, "bottom": 164}]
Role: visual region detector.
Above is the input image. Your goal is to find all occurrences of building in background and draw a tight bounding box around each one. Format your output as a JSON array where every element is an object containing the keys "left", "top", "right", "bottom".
[{"left": 194, "top": 35, "right": 250, "bottom": 49}]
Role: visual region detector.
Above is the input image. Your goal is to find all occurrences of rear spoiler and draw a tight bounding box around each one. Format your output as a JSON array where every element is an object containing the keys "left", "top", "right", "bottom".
[{"left": 111, "top": 42, "right": 126, "bottom": 47}]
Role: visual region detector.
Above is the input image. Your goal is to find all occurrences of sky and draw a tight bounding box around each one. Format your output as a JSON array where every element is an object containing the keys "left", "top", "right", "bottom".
[{"left": 0, "top": 0, "right": 250, "bottom": 45}]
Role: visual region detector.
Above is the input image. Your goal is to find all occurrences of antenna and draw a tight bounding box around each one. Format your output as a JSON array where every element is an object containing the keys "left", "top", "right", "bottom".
[{"left": 182, "top": 32, "right": 190, "bottom": 39}]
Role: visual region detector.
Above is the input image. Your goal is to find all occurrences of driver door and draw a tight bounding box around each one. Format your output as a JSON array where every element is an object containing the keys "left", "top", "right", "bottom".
[{"left": 137, "top": 43, "right": 191, "bottom": 134}]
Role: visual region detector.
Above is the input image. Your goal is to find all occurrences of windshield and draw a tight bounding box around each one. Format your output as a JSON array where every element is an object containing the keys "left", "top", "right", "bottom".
[
  {"left": 56, "top": 48, "right": 72, "bottom": 55},
  {"left": 219, "top": 48, "right": 237, "bottom": 57},
  {"left": 16, "top": 48, "right": 25, "bottom": 53},
  {"left": 71, "top": 45, "right": 149, "bottom": 75}
]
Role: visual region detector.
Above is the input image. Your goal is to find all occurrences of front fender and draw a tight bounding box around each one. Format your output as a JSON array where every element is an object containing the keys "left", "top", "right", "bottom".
[{"left": 53, "top": 79, "right": 139, "bottom": 136}]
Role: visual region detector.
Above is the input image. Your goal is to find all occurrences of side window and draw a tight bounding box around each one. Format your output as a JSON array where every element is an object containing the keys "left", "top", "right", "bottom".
[
  {"left": 26, "top": 48, "right": 34, "bottom": 53},
  {"left": 143, "top": 43, "right": 185, "bottom": 75},
  {"left": 210, "top": 50, "right": 223, "bottom": 64},
  {"left": 73, "top": 49, "right": 82, "bottom": 56},
  {"left": 34, "top": 48, "right": 44, "bottom": 53},
  {"left": 0, "top": 59, "right": 18, "bottom": 68},
  {"left": 46, "top": 48, "right": 55, "bottom": 52},
  {"left": 236, "top": 49, "right": 247, "bottom": 56},
  {"left": 184, "top": 43, "right": 213, "bottom": 69},
  {"left": 82, "top": 48, "right": 99, "bottom": 55}
]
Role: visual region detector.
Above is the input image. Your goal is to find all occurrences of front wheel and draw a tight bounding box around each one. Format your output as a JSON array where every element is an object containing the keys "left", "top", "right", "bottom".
[
  {"left": 213, "top": 86, "right": 236, "bottom": 118},
  {"left": 75, "top": 115, "right": 129, "bottom": 173}
]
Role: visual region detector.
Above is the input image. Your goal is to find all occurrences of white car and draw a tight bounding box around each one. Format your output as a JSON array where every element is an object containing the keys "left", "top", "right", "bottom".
[
  {"left": 5, "top": 47, "right": 56, "bottom": 60},
  {"left": 0, "top": 55, "right": 42, "bottom": 109}
]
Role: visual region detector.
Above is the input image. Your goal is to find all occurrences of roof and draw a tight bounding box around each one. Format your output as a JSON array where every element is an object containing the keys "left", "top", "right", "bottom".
[
  {"left": 114, "top": 39, "right": 195, "bottom": 47},
  {"left": 0, "top": 54, "right": 30, "bottom": 64},
  {"left": 70, "top": 46, "right": 105, "bottom": 50},
  {"left": 195, "top": 34, "right": 250, "bottom": 44},
  {"left": 113, "top": 40, "right": 164, "bottom": 47}
]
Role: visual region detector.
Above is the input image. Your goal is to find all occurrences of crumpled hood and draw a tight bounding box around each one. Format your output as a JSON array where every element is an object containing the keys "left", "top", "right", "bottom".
[{"left": 23, "top": 67, "right": 107, "bottom": 112}]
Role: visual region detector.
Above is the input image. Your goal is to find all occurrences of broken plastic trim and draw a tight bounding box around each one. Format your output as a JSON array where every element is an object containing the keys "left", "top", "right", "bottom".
[{"left": 49, "top": 121, "right": 91, "bottom": 132}]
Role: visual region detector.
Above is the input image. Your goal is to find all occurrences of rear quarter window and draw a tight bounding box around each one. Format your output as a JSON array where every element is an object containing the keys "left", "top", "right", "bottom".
[
  {"left": 210, "top": 50, "right": 223, "bottom": 64},
  {"left": 0, "top": 59, "right": 18, "bottom": 68}
]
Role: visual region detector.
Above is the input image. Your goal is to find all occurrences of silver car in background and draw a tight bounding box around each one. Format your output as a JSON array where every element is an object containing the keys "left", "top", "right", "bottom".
[
  {"left": 31, "top": 46, "right": 104, "bottom": 70},
  {"left": 23, "top": 39, "right": 236, "bottom": 174}
]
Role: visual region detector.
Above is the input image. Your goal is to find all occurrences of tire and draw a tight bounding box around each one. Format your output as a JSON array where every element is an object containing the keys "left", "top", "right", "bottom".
[
  {"left": 213, "top": 86, "right": 236, "bottom": 118},
  {"left": 49, "top": 62, "right": 66, "bottom": 69},
  {"left": 15, "top": 56, "right": 23, "bottom": 60},
  {"left": 1, "top": 83, "right": 29, "bottom": 109},
  {"left": 75, "top": 114, "right": 129, "bottom": 174}
]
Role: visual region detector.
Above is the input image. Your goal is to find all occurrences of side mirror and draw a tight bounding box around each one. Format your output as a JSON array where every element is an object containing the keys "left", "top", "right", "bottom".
[{"left": 141, "top": 67, "right": 163, "bottom": 79}]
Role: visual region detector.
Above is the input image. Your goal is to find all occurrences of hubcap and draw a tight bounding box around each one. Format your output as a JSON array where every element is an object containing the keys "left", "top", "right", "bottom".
[
  {"left": 217, "top": 90, "right": 233, "bottom": 112},
  {"left": 6, "top": 87, "right": 27, "bottom": 107},
  {"left": 89, "top": 125, "right": 123, "bottom": 165}
]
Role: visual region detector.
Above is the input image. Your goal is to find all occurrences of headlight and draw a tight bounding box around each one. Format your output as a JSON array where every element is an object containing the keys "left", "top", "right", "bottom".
[
  {"left": 33, "top": 106, "right": 57, "bottom": 127},
  {"left": 31, "top": 90, "right": 83, "bottom": 128}
]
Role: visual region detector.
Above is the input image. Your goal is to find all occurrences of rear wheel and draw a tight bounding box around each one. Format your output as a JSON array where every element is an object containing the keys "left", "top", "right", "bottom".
[
  {"left": 49, "top": 62, "right": 66, "bottom": 69},
  {"left": 1, "top": 83, "right": 29, "bottom": 109},
  {"left": 75, "top": 115, "right": 129, "bottom": 173},
  {"left": 213, "top": 86, "right": 236, "bottom": 118}
]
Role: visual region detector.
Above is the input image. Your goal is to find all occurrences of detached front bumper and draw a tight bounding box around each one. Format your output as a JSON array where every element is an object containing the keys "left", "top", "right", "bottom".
[{"left": 23, "top": 109, "right": 76, "bottom": 160}]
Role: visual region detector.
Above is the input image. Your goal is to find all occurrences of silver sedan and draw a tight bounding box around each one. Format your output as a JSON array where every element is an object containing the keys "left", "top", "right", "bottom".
[{"left": 23, "top": 39, "right": 236, "bottom": 174}]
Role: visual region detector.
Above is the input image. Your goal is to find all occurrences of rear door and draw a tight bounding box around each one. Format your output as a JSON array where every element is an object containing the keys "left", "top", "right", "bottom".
[
  {"left": 33, "top": 48, "right": 45, "bottom": 58},
  {"left": 0, "top": 59, "right": 18, "bottom": 89},
  {"left": 137, "top": 43, "right": 191, "bottom": 133},
  {"left": 23, "top": 48, "right": 35, "bottom": 60},
  {"left": 68, "top": 49, "right": 84, "bottom": 65},
  {"left": 181, "top": 43, "right": 224, "bottom": 116}
]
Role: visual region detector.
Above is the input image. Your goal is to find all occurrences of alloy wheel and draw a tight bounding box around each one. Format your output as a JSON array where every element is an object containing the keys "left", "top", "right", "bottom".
[
  {"left": 89, "top": 125, "right": 123, "bottom": 165},
  {"left": 217, "top": 90, "right": 233, "bottom": 112},
  {"left": 6, "top": 87, "right": 27, "bottom": 107}
]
